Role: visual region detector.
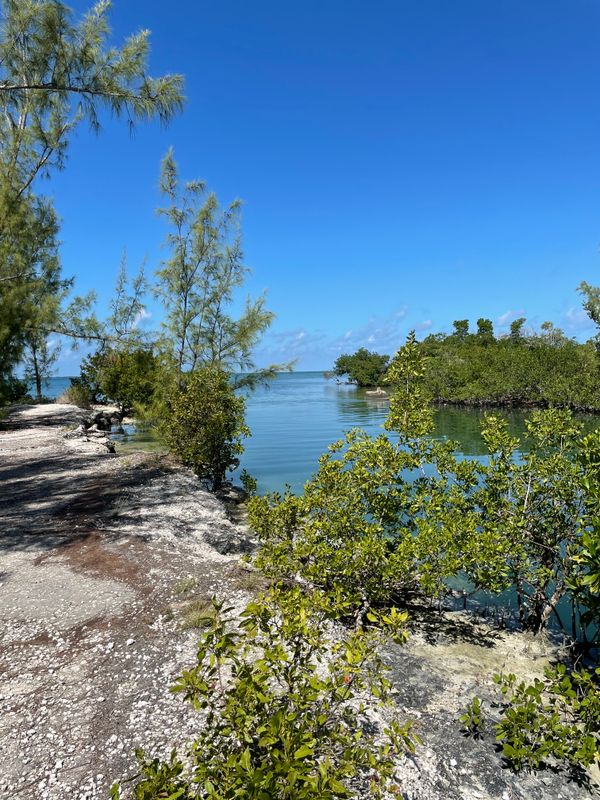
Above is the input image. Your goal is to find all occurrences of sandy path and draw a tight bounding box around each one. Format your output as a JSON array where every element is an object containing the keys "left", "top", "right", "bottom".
[{"left": 0, "top": 404, "right": 253, "bottom": 799}]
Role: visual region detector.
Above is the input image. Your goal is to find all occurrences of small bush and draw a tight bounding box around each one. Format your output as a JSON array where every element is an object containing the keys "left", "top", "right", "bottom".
[
  {"left": 112, "top": 586, "right": 417, "bottom": 799},
  {"left": 58, "top": 380, "right": 92, "bottom": 409},
  {"left": 494, "top": 666, "right": 600, "bottom": 773},
  {"left": 459, "top": 697, "right": 486, "bottom": 739},
  {"left": 240, "top": 468, "right": 258, "bottom": 497},
  {"left": 0, "top": 375, "right": 33, "bottom": 405},
  {"left": 160, "top": 367, "right": 249, "bottom": 491}
]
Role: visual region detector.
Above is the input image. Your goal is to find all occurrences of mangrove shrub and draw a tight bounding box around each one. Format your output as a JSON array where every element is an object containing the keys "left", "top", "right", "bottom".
[{"left": 111, "top": 586, "right": 416, "bottom": 799}]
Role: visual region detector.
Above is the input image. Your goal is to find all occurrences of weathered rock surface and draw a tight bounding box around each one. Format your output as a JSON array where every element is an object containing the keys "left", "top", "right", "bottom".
[{"left": 386, "top": 610, "right": 595, "bottom": 799}]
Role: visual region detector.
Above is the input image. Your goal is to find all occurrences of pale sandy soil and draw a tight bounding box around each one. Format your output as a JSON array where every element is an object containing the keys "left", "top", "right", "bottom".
[{"left": 0, "top": 403, "right": 254, "bottom": 799}]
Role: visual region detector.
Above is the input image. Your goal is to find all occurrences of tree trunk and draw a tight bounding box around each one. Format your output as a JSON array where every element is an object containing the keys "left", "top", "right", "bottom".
[{"left": 31, "top": 339, "right": 42, "bottom": 403}]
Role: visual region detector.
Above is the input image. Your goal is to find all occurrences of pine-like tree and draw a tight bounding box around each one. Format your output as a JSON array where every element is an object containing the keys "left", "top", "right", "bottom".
[
  {"left": 155, "top": 148, "right": 277, "bottom": 384},
  {"left": 0, "top": 0, "right": 184, "bottom": 400}
]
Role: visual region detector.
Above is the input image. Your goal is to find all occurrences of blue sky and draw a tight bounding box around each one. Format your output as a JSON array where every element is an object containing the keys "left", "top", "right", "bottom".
[{"left": 45, "top": 0, "right": 600, "bottom": 372}]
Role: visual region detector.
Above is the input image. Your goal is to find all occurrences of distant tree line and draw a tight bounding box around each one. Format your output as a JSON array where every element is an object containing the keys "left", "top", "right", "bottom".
[{"left": 333, "top": 292, "right": 600, "bottom": 411}]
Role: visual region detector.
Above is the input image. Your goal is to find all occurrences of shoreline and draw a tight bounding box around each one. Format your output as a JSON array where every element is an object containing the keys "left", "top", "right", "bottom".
[{"left": 0, "top": 402, "right": 596, "bottom": 799}]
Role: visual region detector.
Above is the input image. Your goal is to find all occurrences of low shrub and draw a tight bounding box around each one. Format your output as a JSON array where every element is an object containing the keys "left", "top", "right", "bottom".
[
  {"left": 111, "top": 586, "right": 417, "bottom": 799},
  {"left": 58, "top": 379, "right": 92, "bottom": 409},
  {"left": 494, "top": 665, "right": 600, "bottom": 773},
  {"left": 160, "top": 366, "right": 249, "bottom": 491}
]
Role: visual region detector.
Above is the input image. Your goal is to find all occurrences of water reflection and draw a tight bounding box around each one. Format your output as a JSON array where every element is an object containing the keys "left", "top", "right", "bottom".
[{"left": 111, "top": 422, "right": 166, "bottom": 453}]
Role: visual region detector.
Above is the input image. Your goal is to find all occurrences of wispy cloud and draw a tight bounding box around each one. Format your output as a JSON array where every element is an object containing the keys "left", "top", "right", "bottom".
[
  {"left": 562, "top": 306, "right": 593, "bottom": 333},
  {"left": 257, "top": 327, "right": 329, "bottom": 363},
  {"left": 496, "top": 309, "right": 525, "bottom": 328},
  {"left": 328, "top": 306, "right": 409, "bottom": 354},
  {"left": 257, "top": 306, "right": 433, "bottom": 368},
  {"left": 415, "top": 319, "right": 432, "bottom": 332},
  {"left": 133, "top": 307, "right": 152, "bottom": 328}
]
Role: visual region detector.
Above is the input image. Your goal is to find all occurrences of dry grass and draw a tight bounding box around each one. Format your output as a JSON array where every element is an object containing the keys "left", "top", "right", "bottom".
[
  {"left": 57, "top": 385, "right": 91, "bottom": 409},
  {"left": 227, "top": 563, "right": 270, "bottom": 594},
  {"left": 180, "top": 597, "right": 216, "bottom": 630}
]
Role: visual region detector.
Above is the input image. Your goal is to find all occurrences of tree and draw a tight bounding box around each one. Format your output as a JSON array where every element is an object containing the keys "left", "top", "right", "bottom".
[
  {"left": 0, "top": 192, "right": 64, "bottom": 402},
  {"left": 452, "top": 319, "right": 469, "bottom": 340},
  {"left": 540, "top": 320, "right": 567, "bottom": 346},
  {"left": 332, "top": 347, "right": 390, "bottom": 387},
  {"left": 476, "top": 317, "right": 494, "bottom": 343},
  {"left": 509, "top": 317, "right": 526, "bottom": 343},
  {"left": 68, "top": 257, "right": 152, "bottom": 406},
  {"left": 0, "top": 0, "right": 183, "bottom": 400},
  {"left": 578, "top": 281, "right": 600, "bottom": 329},
  {"left": 160, "top": 367, "right": 249, "bottom": 491},
  {"left": 578, "top": 281, "right": 600, "bottom": 358},
  {"left": 95, "top": 346, "right": 158, "bottom": 412},
  {"left": 155, "top": 149, "right": 278, "bottom": 387},
  {"left": 23, "top": 332, "right": 59, "bottom": 402},
  {"left": 0, "top": 0, "right": 184, "bottom": 205}
]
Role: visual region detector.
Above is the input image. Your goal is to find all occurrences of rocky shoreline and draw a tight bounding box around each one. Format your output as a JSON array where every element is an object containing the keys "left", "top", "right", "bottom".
[{"left": 0, "top": 403, "right": 597, "bottom": 799}]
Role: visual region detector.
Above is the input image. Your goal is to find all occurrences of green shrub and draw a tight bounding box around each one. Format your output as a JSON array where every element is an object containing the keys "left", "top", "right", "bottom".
[
  {"left": 99, "top": 347, "right": 159, "bottom": 411},
  {"left": 459, "top": 697, "right": 486, "bottom": 739},
  {"left": 160, "top": 366, "right": 249, "bottom": 491},
  {"left": 111, "top": 586, "right": 417, "bottom": 799},
  {"left": 494, "top": 666, "right": 600, "bottom": 773},
  {"left": 333, "top": 348, "right": 390, "bottom": 387},
  {"left": 0, "top": 375, "right": 32, "bottom": 405},
  {"left": 240, "top": 468, "right": 258, "bottom": 497}
]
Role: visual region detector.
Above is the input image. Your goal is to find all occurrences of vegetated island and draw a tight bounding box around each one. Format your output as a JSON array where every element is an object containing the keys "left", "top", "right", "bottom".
[{"left": 332, "top": 289, "right": 600, "bottom": 412}]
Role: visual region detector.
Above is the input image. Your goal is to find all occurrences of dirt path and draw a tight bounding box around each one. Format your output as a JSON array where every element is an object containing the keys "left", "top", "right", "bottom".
[{"left": 0, "top": 404, "right": 254, "bottom": 799}]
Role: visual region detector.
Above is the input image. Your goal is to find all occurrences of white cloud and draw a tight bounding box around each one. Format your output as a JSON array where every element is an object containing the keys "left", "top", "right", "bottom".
[
  {"left": 496, "top": 309, "right": 525, "bottom": 328},
  {"left": 415, "top": 319, "right": 432, "bottom": 332},
  {"left": 329, "top": 306, "right": 410, "bottom": 354},
  {"left": 562, "top": 306, "right": 593, "bottom": 333},
  {"left": 256, "top": 306, "right": 429, "bottom": 368},
  {"left": 132, "top": 307, "right": 152, "bottom": 328}
]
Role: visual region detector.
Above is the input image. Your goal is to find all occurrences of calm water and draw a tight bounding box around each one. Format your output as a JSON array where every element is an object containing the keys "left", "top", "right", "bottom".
[
  {"left": 237, "top": 372, "right": 530, "bottom": 494},
  {"left": 43, "top": 376, "right": 74, "bottom": 400},
  {"left": 46, "top": 372, "right": 591, "bottom": 494}
]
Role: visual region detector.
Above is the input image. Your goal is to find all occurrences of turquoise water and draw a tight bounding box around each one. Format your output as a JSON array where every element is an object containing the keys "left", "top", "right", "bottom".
[
  {"left": 46, "top": 372, "right": 593, "bottom": 495},
  {"left": 236, "top": 372, "right": 533, "bottom": 494},
  {"left": 40, "top": 376, "right": 75, "bottom": 400}
]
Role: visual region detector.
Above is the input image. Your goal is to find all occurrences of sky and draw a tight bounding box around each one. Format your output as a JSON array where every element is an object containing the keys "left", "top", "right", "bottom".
[{"left": 43, "top": 0, "right": 600, "bottom": 372}]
